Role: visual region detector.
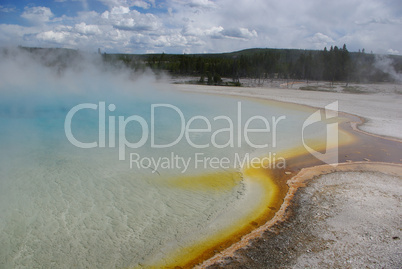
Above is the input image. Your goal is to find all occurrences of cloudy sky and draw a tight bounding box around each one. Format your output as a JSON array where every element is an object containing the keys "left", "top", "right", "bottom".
[{"left": 0, "top": 0, "right": 401, "bottom": 54}]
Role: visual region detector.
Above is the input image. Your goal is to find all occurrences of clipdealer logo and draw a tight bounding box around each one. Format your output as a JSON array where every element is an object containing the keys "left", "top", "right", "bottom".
[
  {"left": 302, "top": 101, "right": 339, "bottom": 166},
  {"left": 64, "top": 101, "right": 339, "bottom": 172}
]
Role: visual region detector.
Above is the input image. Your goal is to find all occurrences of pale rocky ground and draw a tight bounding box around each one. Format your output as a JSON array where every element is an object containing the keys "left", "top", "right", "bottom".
[
  {"left": 293, "top": 171, "right": 401, "bottom": 268},
  {"left": 171, "top": 81, "right": 402, "bottom": 268},
  {"left": 206, "top": 170, "right": 402, "bottom": 269},
  {"left": 172, "top": 79, "right": 402, "bottom": 140}
]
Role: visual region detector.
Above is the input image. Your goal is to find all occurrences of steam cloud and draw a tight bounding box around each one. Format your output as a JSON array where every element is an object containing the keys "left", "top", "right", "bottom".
[
  {"left": 0, "top": 47, "right": 170, "bottom": 118},
  {"left": 374, "top": 55, "right": 402, "bottom": 83}
]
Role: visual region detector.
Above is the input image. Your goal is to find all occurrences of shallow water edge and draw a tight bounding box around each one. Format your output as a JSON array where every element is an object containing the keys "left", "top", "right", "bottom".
[{"left": 169, "top": 86, "right": 402, "bottom": 269}]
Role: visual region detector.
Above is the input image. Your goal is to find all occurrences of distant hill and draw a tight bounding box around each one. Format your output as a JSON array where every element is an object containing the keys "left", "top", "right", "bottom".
[{"left": 8, "top": 46, "right": 402, "bottom": 83}]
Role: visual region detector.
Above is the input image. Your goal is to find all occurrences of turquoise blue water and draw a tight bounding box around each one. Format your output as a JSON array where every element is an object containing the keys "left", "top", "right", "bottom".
[{"left": 0, "top": 56, "right": 331, "bottom": 268}]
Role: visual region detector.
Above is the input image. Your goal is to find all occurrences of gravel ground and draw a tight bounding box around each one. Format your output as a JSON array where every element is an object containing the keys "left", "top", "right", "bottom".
[
  {"left": 176, "top": 83, "right": 402, "bottom": 268},
  {"left": 206, "top": 169, "right": 402, "bottom": 269}
]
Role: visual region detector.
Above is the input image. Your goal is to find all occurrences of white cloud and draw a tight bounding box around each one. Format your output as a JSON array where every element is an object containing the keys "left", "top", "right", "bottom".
[
  {"left": 131, "top": 0, "right": 151, "bottom": 9},
  {"left": 101, "top": 11, "right": 110, "bottom": 19},
  {"left": 180, "top": 25, "right": 210, "bottom": 43},
  {"left": 74, "top": 22, "right": 102, "bottom": 35},
  {"left": 170, "top": 0, "right": 216, "bottom": 9},
  {"left": 221, "top": 28, "right": 257, "bottom": 39},
  {"left": 99, "top": 0, "right": 154, "bottom": 8},
  {"left": 355, "top": 17, "right": 402, "bottom": 26},
  {"left": 0, "top": 0, "right": 400, "bottom": 54},
  {"left": 36, "top": 30, "right": 71, "bottom": 44},
  {"left": 110, "top": 6, "right": 130, "bottom": 15},
  {"left": 310, "top": 33, "right": 335, "bottom": 48},
  {"left": 200, "top": 26, "right": 258, "bottom": 40},
  {"left": 387, "top": 49, "right": 400, "bottom": 55},
  {"left": 21, "top": 6, "right": 54, "bottom": 25},
  {"left": 0, "top": 5, "right": 16, "bottom": 13},
  {"left": 98, "top": 0, "right": 126, "bottom": 8},
  {"left": 103, "top": 9, "right": 160, "bottom": 31}
]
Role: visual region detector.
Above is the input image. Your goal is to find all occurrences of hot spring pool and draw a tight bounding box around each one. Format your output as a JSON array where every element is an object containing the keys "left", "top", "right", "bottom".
[{"left": 0, "top": 52, "right": 353, "bottom": 268}]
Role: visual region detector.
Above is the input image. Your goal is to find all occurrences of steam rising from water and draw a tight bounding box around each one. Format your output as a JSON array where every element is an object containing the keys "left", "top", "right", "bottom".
[
  {"left": 0, "top": 48, "right": 212, "bottom": 268},
  {"left": 0, "top": 48, "right": 242, "bottom": 268},
  {"left": 374, "top": 55, "right": 402, "bottom": 83},
  {"left": 0, "top": 48, "right": 166, "bottom": 110},
  {"left": 0, "top": 47, "right": 333, "bottom": 268}
]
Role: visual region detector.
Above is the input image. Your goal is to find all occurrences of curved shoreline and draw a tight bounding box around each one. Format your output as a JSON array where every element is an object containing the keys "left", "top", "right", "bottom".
[
  {"left": 348, "top": 116, "right": 402, "bottom": 143},
  {"left": 171, "top": 84, "right": 402, "bottom": 268},
  {"left": 197, "top": 162, "right": 402, "bottom": 268},
  {"left": 173, "top": 84, "right": 402, "bottom": 142}
]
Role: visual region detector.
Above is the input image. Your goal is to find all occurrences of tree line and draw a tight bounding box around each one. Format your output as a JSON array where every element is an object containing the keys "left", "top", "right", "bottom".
[
  {"left": 13, "top": 46, "right": 402, "bottom": 85},
  {"left": 104, "top": 45, "right": 401, "bottom": 85}
]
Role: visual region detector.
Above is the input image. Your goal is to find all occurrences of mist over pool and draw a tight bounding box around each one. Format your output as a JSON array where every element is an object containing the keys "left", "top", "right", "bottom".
[{"left": 0, "top": 48, "right": 341, "bottom": 268}]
